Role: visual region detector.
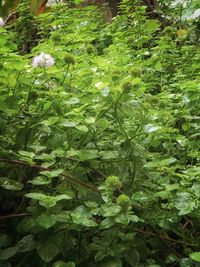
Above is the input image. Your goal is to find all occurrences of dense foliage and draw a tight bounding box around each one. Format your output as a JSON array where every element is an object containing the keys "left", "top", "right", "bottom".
[{"left": 0, "top": 1, "right": 200, "bottom": 266}]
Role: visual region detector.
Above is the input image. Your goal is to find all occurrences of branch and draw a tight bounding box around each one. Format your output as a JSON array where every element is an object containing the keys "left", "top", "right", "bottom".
[
  {"left": 132, "top": 227, "right": 197, "bottom": 247},
  {"left": 0, "top": 213, "right": 30, "bottom": 220},
  {"left": 0, "top": 158, "right": 99, "bottom": 193},
  {"left": 4, "top": 11, "right": 19, "bottom": 25}
]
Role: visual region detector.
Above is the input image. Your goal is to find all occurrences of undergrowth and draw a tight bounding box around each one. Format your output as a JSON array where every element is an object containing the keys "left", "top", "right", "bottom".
[{"left": 0, "top": 1, "right": 200, "bottom": 266}]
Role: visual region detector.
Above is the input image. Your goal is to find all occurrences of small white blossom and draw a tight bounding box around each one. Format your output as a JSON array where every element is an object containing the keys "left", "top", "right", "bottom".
[
  {"left": 95, "top": 82, "right": 103, "bottom": 88},
  {"left": 171, "top": 0, "right": 187, "bottom": 8},
  {"left": 91, "top": 67, "right": 98, "bottom": 73},
  {"left": 145, "top": 124, "right": 160, "bottom": 133},
  {"left": 32, "top": 52, "right": 55, "bottom": 68},
  {"left": 187, "top": 8, "right": 200, "bottom": 20},
  {"left": 52, "top": 25, "right": 62, "bottom": 30},
  {"left": 34, "top": 79, "right": 41, "bottom": 85},
  {"left": 0, "top": 17, "right": 4, "bottom": 27},
  {"left": 101, "top": 87, "right": 110, "bottom": 97}
]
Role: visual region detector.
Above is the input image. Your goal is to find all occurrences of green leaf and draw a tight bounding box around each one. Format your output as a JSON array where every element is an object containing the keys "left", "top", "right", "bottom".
[
  {"left": 40, "top": 169, "right": 64, "bottom": 178},
  {"left": 189, "top": 252, "right": 200, "bottom": 262},
  {"left": 25, "top": 193, "right": 72, "bottom": 209},
  {"left": 0, "top": 178, "right": 23, "bottom": 191},
  {"left": 0, "top": 246, "right": 18, "bottom": 260},
  {"left": 0, "top": 234, "right": 7, "bottom": 248},
  {"left": 115, "top": 214, "right": 129, "bottom": 225},
  {"left": 101, "top": 204, "right": 121, "bottom": 217},
  {"left": 55, "top": 194, "right": 72, "bottom": 201},
  {"left": 60, "top": 120, "right": 76, "bottom": 128},
  {"left": 75, "top": 125, "right": 88, "bottom": 132},
  {"left": 37, "top": 213, "right": 57, "bottom": 229},
  {"left": 17, "top": 235, "right": 35, "bottom": 252},
  {"left": 100, "top": 217, "right": 115, "bottom": 229},
  {"left": 144, "top": 157, "right": 177, "bottom": 168},
  {"left": 37, "top": 237, "right": 60, "bottom": 263},
  {"left": 53, "top": 261, "right": 76, "bottom": 267},
  {"left": 29, "top": 176, "right": 51, "bottom": 185},
  {"left": 174, "top": 192, "right": 195, "bottom": 215},
  {"left": 98, "top": 259, "right": 122, "bottom": 267},
  {"left": 78, "top": 149, "right": 99, "bottom": 160},
  {"left": 144, "top": 20, "right": 160, "bottom": 33}
]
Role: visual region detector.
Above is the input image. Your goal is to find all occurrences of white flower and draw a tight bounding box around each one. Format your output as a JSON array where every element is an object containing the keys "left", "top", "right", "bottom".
[
  {"left": 95, "top": 82, "right": 103, "bottom": 88},
  {"left": 101, "top": 87, "right": 110, "bottom": 97},
  {"left": 91, "top": 67, "right": 98, "bottom": 73},
  {"left": 145, "top": 124, "right": 160, "bottom": 133},
  {"left": 32, "top": 52, "right": 55, "bottom": 68},
  {"left": 187, "top": 8, "right": 200, "bottom": 20},
  {"left": 171, "top": 0, "right": 187, "bottom": 8},
  {"left": 0, "top": 17, "right": 4, "bottom": 27}
]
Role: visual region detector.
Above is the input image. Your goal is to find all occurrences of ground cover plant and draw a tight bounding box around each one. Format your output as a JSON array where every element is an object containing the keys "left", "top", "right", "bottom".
[{"left": 0, "top": 0, "right": 200, "bottom": 266}]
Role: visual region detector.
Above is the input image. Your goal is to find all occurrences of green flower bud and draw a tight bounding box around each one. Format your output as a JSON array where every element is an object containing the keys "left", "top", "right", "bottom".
[
  {"left": 51, "top": 32, "right": 61, "bottom": 42},
  {"left": 121, "top": 80, "right": 132, "bottom": 93},
  {"left": 106, "top": 176, "right": 122, "bottom": 189},
  {"left": 64, "top": 53, "right": 75, "bottom": 65},
  {"left": 129, "top": 66, "right": 142, "bottom": 78},
  {"left": 86, "top": 44, "right": 95, "bottom": 54},
  {"left": 164, "top": 26, "right": 173, "bottom": 36},
  {"left": 117, "top": 194, "right": 131, "bottom": 209},
  {"left": 111, "top": 69, "right": 121, "bottom": 81},
  {"left": 161, "top": 85, "right": 168, "bottom": 91}
]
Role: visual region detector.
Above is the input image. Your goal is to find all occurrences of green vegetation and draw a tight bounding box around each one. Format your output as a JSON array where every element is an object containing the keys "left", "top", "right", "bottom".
[{"left": 0, "top": 0, "right": 200, "bottom": 266}]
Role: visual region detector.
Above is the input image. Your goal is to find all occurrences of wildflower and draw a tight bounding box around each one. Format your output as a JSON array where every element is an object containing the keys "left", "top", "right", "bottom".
[
  {"left": 91, "top": 67, "right": 98, "bottom": 73},
  {"left": 145, "top": 124, "right": 160, "bottom": 133},
  {"left": 95, "top": 82, "right": 103, "bottom": 88},
  {"left": 121, "top": 80, "right": 132, "bottom": 93},
  {"left": 0, "top": 17, "right": 4, "bottom": 27},
  {"left": 64, "top": 54, "right": 75, "bottom": 65},
  {"left": 176, "top": 29, "right": 187, "bottom": 40},
  {"left": 51, "top": 32, "right": 61, "bottom": 42},
  {"left": 32, "top": 52, "right": 55, "bottom": 68},
  {"left": 101, "top": 87, "right": 110, "bottom": 97},
  {"left": 117, "top": 194, "right": 131, "bottom": 209},
  {"left": 188, "top": 9, "right": 200, "bottom": 20},
  {"left": 106, "top": 176, "right": 122, "bottom": 189},
  {"left": 129, "top": 66, "right": 142, "bottom": 78},
  {"left": 86, "top": 44, "right": 95, "bottom": 54}
]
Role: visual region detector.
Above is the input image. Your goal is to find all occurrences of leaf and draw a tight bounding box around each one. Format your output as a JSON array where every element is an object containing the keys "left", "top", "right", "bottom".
[
  {"left": 18, "top": 151, "right": 35, "bottom": 159},
  {"left": 25, "top": 193, "right": 72, "bottom": 209},
  {"left": 71, "top": 213, "right": 97, "bottom": 227},
  {"left": 40, "top": 169, "right": 64, "bottom": 178},
  {"left": 55, "top": 196, "right": 71, "bottom": 204},
  {"left": 144, "top": 20, "right": 160, "bottom": 34},
  {"left": 115, "top": 214, "right": 129, "bottom": 225},
  {"left": 0, "top": 234, "right": 7, "bottom": 248},
  {"left": 71, "top": 206, "right": 97, "bottom": 227},
  {"left": 78, "top": 149, "right": 99, "bottom": 160},
  {"left": 189, "top": 252, "right": 200, "bottom": 262},
  {"left": 100, "top": 217, "right": 115, "bottom": 229},
  {"left": 60, "top": 120, "right": 76, "bottom": 128},
  {"left": 53, "top": 261, "right": 76, "bottom": 267},
  {"left": 0, "top": 178, "right": 23, "bottom": 191},
  {"left": 144, "top": 157, "right": 177, "bottom": 168},
  {"left": 125, "top": 249, "right": 140, "bottom": 266},
  {"left": 37, "top": 237, "right": 60, "bottom": 263},
  {"left": 98, "top": 258, "right": 122, "bottom": 267},
  {"left": 75, "top": 125, "right": 88, "bottom": 132},
  {"left": 0, "top": 246, "right": 18, "bottom": 260},
  {"left": 37, "top": 213, "right": 57, "bottom": 229},
  {"left": 17, "top": 235, "right": 35, "bottom": 252},
  {"left": 174, "top": 193, "right": 195, "bottom": 215},
  {"left": 101, "top": 204, "right": 121, "bottom": 217},
  {"left": 29, "top": 176, "right": 51, "bottom": 185}
]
